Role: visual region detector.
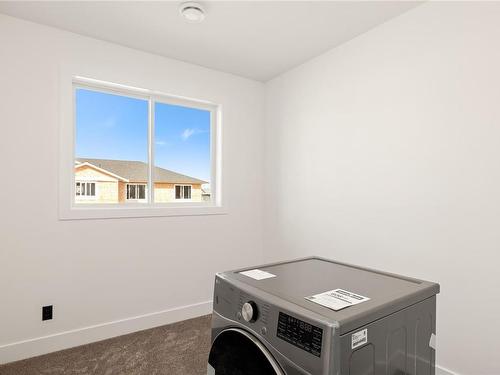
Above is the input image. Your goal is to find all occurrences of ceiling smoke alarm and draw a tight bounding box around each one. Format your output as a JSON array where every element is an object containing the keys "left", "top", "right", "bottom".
[{"left": 179, "top": 2, "right": 206, "bottom": 23}]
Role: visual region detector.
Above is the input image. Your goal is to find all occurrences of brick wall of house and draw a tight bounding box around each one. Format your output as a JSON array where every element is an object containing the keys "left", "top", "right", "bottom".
[{"left": 118, "top": 181, "right": 127, "bottom": 203}]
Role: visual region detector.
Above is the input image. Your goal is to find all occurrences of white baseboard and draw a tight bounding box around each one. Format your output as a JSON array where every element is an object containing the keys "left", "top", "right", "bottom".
[
  {"left": 0, "top": 300, "right": 212, "bottom": 365},
  {"left": 437, "top": 364, "right": 459, "bottom": 375}
]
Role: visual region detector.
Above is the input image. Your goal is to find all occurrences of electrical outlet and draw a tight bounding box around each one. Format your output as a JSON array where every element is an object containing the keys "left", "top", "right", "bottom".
[{"left": 42, "top": 305, "right": 53, "bottom": 321}]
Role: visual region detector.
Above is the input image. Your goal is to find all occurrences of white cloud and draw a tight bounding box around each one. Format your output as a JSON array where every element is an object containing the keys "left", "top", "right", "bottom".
[
  {"left": 181, "top": 128, "right": 209, "bottom": 141},
  {"left": 181, "top": 128, "right": 196, "bottom": 141},
  {"left": 155, "top": 140, "right": 167, "bottom": 147}
]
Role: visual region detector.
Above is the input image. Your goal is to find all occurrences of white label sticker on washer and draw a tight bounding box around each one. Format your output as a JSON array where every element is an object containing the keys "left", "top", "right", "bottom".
[
  {"left": 239, "top": 269, "right": 276, "bottom": 280},
  {"left": 352, "top": 329, "right": 368, "bottom": 349},
  {"left": 305, "top": 289, "right": 370, "bottom": 311}
]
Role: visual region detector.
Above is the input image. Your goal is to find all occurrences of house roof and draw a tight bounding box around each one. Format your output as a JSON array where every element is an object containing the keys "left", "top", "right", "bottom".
[{"left": 76, "top": 158, "right": 207, "bottom": 184}]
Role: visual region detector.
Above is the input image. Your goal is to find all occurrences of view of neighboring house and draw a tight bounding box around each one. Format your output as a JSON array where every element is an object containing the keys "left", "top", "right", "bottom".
[{"left": 75, "top": 158, "right": 207, "bottom": 204}]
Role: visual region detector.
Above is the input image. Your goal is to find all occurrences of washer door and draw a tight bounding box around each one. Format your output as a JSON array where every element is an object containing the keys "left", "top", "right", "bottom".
[{"left": 208, "top": 328, "right": 284, "bottom": 375}]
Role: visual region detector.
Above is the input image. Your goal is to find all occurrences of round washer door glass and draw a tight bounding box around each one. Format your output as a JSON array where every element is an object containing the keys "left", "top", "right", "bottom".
[{"left": 208, "top": 329, "right": 283, "bottom": 375}]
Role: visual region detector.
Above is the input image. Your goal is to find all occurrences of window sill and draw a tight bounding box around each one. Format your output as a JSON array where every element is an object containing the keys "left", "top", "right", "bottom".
[{"left": 59, "top": 205, "right": 227, "bottom": 220}]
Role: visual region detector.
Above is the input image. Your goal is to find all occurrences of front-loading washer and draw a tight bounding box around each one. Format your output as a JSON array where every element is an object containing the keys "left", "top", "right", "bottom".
[{"left": 207, "top": 257, "right": 439, "bottom": 375}]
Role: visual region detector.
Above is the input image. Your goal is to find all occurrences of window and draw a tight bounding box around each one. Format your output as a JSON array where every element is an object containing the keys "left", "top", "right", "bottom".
[
  {"left": 127, "top": 184, "right": 146, "bottom": 200},
  {"left": 62, "top": 76, "right": 222, "bottom": 219},
  {"left": 154, "top": 101, "right": 210, "bottom": 203},
  {"left": 75, "top": 182, "right": 96, "bottom": 197},
  {"left": 175, "top": 185, "right": 192, "bottom": 200}
]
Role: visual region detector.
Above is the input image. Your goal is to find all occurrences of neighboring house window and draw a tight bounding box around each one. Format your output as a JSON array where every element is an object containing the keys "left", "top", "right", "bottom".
[
  {"left": 175, "top": 185, "right": 192, "bottom": 200},
  {"left": 75, "top": 182, "right": 96, "bottom": 197},
  {"left": 60, "top": 75, "right": 222, "bottom": 219},
  {"left": 127, "top": 184, "right": 146, "bottom": 200}
]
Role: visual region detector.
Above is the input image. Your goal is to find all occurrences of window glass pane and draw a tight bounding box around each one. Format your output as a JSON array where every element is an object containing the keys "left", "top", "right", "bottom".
[
  {"left": 184, "top": 186, "right": 191, "bottom": 199},
  {"left": 129, "top": 184, "right": 136, "bottom": 199},
  {"left": 76, "top": 183, "right": 81, "bottom": 196},
  {"left": 138, "top": 185, "right": 146, "bottom": 200},
  {"left": 154, "top": 102, "right": 210, "bottom": 203},
  {"left": 75, "top": 88, "right": 148, "bottom": 205}
]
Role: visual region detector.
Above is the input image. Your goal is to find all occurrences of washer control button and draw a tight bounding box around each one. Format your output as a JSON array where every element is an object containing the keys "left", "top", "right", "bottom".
[{"left": 242, "top": 301, "right": 258, "bottom": 322}]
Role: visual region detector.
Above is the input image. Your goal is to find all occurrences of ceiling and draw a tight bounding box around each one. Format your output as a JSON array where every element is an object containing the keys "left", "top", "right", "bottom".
[{"left": 0, "top": 1, "right": 421, "bottom": 82}]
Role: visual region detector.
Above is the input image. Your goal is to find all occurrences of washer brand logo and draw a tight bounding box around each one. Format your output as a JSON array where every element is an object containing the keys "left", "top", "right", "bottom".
[{"left": 351, "top": 329, "right": 368, "bottom": 349}]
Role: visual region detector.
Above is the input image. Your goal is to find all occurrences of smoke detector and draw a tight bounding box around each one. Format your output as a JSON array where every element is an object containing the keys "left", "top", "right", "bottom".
[{"left": 179, "top": 2, "right": 206, "bottom": 23}]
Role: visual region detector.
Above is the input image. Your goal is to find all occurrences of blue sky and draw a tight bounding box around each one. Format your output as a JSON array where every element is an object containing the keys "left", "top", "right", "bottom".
[{"left": 75, "top": 88, "right": 211, "bottom": 182}]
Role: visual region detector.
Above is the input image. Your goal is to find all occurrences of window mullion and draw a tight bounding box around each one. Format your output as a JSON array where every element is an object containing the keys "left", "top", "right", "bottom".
[{"left": 148, "top": 97, "right": 155, "bottom": 206}]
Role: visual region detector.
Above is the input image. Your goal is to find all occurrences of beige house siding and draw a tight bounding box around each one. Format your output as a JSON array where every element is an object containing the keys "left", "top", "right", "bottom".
[
  {"left": 155, "top": 183, "right": 174, "bottom": 203},
  {"left": 75, "top": 165, "right": 119, "bottom": 204},
  {"left": 190, "top": 184, "right": 202, "bottom": 201},
  {"left": 76, "top": 165, "right": 117, "bottom": 182},
  {"left": 154, "top": 183, "right": 202, "bottom": 203},
  {"left": 97, "top": 181, "right": 119, "bottom": 203},
  {"left": 75, "top": 165, "right": 204, "bottom": 204}
]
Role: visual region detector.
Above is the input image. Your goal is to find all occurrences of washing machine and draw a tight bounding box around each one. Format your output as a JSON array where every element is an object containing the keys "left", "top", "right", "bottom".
[{"left": 208, "top": 257, "right": 439, "bottom": 375}]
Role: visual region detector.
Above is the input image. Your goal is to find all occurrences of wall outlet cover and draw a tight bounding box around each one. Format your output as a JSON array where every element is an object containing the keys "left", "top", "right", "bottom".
[{"left": 42, "top": 305, "right": 53, "bottom": 321}]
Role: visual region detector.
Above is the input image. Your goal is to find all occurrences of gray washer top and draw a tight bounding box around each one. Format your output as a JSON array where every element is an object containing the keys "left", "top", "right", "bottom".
[{"left": 224, "top": 257, "right": 440, "bottom": 334}]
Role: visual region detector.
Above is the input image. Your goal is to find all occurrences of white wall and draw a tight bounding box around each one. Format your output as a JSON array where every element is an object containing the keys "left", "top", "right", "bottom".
[
  {"left": 264, "top": 3, "right": 500, "bottom": 375},
  {"left": 3, "top": 3, "right": 500, "bottom": 372},
  {"left": 0, "top": 14, "right": 264, "bottom": 362}
]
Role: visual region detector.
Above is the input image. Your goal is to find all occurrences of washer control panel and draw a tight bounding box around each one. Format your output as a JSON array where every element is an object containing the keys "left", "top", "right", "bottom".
[
  {"left": 213, "top": 275, "right": 328, "bottom": 374},
  {"left": 277, "top": 312, "right": 323, "bottom": 357}
]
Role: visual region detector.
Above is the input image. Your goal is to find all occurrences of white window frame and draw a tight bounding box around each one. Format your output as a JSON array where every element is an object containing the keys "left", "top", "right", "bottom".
[
  {"left": 59, "top": 73, "right": 224, "bottom": 220},
  {"left": 174, "top": 184, "right": 192, "bottom": 201}
]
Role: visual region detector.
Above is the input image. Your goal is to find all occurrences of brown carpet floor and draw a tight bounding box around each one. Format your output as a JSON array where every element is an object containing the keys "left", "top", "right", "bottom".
[{"left": 0, "top": 315, "right": 212, "bottom": 375}]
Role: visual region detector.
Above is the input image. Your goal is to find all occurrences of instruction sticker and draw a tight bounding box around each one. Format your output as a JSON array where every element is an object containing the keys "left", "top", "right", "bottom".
[
  {"left": 239, "top": 269, "right": 277, "bottom": 280},
  {"left": 429, "top": 333, "right": 436, "bottom": 350},
  {"left": 352, "top": 329, "right": 368, "bottom": 349},
  {"left": 305, "top": 289, "right": 370, "bottom": 311}
]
